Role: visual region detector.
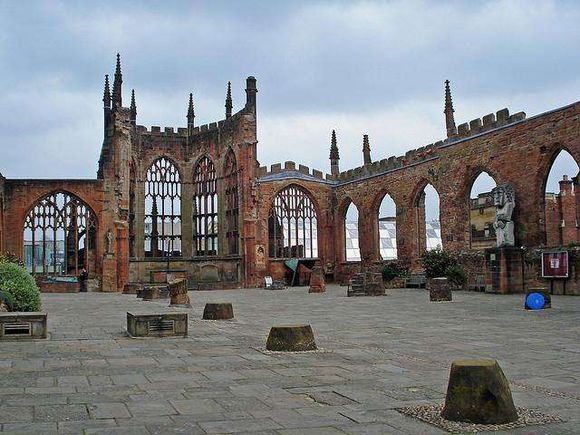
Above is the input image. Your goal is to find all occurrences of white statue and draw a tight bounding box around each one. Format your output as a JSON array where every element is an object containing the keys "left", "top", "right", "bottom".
[
  {"left": 492, "top": 184, "right": 515, "bottom": 247},
  {"left": 106, "top": 229, "right": 114, "bottom": 254}
]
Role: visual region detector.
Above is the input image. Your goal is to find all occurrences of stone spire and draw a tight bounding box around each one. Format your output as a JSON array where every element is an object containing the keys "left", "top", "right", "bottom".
[
  {"left": 362, "top": 134, "right": 372, "bottom": 165},
  {"left": 112, "top": 53, "right": 123, "bottom": 108},
  {"left": 225, "top": 81, "right": 232, "bottom": 119},
  {"left": 444, "top": 79, "right": 457, "bottom": 138},
  {"left": 329, "top": 130, "right": 340, "bottom": 176},
  {"left": 187, "top": 93, "right": 195, "bottom": 132},
  {"left": 130, "top": 89, "right": 137, "bottom": 123},
  {"left": 103, "top": 74, "right": 111, "bottom": 108}
]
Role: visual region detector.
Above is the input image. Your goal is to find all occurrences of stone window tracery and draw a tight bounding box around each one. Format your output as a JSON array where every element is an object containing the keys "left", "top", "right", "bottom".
[
  {"left": 224, "top": 151, "right": 239, "bottom": 255},
  {"left": 268, "top": 185, "right": 318, "bottom": 259},
  {"left": 193, "top": 156, "right": 218, "bottom": 256},
  {"left": 144, "top": 157, "right": 182, "bottom": 257},
  {"left": 23, "top": 192, "right": 97, "bottom": 276}
]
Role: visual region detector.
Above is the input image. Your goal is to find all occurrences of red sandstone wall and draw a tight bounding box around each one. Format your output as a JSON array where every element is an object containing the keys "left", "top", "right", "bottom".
[{"left": 2, "top": 179, "right": 105, "bottom": 274}]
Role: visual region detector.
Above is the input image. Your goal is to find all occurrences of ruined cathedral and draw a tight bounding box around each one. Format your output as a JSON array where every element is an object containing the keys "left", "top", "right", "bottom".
[{"left": 0, "top": 55, "right": 578, "bottom": 294}]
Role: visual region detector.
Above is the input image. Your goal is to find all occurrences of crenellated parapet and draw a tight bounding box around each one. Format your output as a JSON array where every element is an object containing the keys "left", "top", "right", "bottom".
[
  {"left": 334, "top": 107, "right": 527, "bottom": 184},
  {"left": 451, "top": 108, "right": 526, "bottom": 140},
  {"left": 257, "top": 161, "right": 335, "bottom": 183},
  {"left": 135, "top": 109, "right": 248, "bottom": 139},
  {"left": 336, "top": 141, "right": 442, "bottom": 183}
]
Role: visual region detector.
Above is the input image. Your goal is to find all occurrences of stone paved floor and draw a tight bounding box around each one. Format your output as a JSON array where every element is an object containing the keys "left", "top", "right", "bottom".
[{"left": 1, "top": 286, "right": 579, "bottom": 434}]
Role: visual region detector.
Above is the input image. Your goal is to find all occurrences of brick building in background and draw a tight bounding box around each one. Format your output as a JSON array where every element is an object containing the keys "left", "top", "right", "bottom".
[{"left": 0, "top": 56, "right": 578, "bottom": 293}]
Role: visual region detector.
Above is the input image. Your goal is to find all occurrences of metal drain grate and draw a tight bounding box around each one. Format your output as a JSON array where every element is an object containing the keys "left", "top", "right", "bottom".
[
  {"left": 3, "top": 322, "right": 32, "bottom": 336},
  {"left": 148, "top": 319, "right": 175, "bottom": 333}
]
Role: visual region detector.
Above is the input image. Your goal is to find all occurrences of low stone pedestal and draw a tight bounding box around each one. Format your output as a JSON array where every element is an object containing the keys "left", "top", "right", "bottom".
[
  {"left": 169, "top": 279, "right": 191, "bottom": 307},
  {"left": 348, "top": 265, "right": 385, "bottom": 297},
  {"left": 139, "top": 285, "right": 169, "bottom": 300},
  {"left": 525, "top": 288, "right": 551, "bottom": 310},
  {"left": 429, "top": 277, "right": 452, "bottom": 302},
  {"left": 485, "top": 247, "right": 524, "bottom": 294},
  {"left": 441, "top": 359, "right": 518, "bottom": 424},
  {"left": 266, "top": 325, "right": 317, "bottom": 351},
  {"left": 126, "top": 312, "right": 188, "bottom": 337},
  {"left": 308, "top": 266, "right": 326, "bottom": 293},
  {"left": 0, "top": 313, "right": 47, "bottom": 340},
  {"left": 202, "top": 303, "right": 234, "bottom": 320},
  {"left": 123, "top": 283, "right": 141, "bottom": 294}
]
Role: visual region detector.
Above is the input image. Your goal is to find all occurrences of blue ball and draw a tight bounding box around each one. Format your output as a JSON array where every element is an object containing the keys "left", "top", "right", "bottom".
[{"left": 526, "top": 292, "right": 545, "bottom": 310}]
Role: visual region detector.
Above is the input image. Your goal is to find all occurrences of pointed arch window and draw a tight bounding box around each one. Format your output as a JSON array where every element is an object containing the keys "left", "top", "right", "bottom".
[
  {"left": 144, "top": 157, "right": 182, "bottom": 257},
  {"left": 268, "top": 185, "right": 318, "bottom": 259},
  {"left": 224, "top": 151, "right": 239, "bottom": 255},
  {"left": 193, "top": 156, "right": 218, "bottom": 256},
  {"left": 23, "top": 192, "right": 97, "bottom": 276}
]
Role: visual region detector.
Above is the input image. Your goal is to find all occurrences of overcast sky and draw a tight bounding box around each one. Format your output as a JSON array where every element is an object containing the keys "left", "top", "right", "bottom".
[{"left": 1, "top": 0, "right": 579, "bottom": 203}]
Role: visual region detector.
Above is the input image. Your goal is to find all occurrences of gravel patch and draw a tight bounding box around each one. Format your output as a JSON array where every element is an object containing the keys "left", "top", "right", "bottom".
[
  {"left": 252, "top": 346, "right": 332, "bottom": 355},
  {"left": 396, "top": 404, "right": 564, "bottom": 433}
]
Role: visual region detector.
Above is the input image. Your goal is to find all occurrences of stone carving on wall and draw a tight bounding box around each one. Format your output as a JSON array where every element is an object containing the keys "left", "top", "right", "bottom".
[
  {"left": 106, "top": 229, "right": 114, "bottom": 254},
  {"left": 492, "top": 184, "right": 515, "bottom": 247}
]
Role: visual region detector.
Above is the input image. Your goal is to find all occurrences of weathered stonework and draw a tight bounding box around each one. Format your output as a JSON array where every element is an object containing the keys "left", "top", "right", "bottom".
[{"left": 0, "top": 57, "right": 578, "bottom": 294}]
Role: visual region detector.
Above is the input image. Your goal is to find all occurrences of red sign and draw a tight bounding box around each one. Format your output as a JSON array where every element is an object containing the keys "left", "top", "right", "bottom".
[{"left": 541, "top": 251, "right": 569, "bottom": 278}]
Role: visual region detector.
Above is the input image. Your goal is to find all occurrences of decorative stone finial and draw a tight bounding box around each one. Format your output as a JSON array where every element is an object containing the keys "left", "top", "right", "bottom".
[
  {"left": 103, "top": 74, "right": 111, "bottom": 108},
  {"left": 130, "top": 89, "right": 137, "bottom": 122},
  {"left": 362, "top": 134, "right": 372, "bottom": 165},
  {"left": 444, "top": 79, "right": 457, "bottom": 138},
  {"left": 187, "top": 93, "right": 195, "bottom": 131},
  {"left": 225, "top": 81, "right": 232, "bottom": 119},
  {"left": 112, "top": 53, "right": 123, "bottom": 108},
  {"left": 329, "top": 130, "right": 340, "bottom": 176}
]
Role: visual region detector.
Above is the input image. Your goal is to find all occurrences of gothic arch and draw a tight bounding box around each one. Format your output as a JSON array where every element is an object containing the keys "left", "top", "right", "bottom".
[
  {"left": 539, "top": 146, "right": 580, "bottom": 245},
  {"left": 144, "top": 157, "right": 182, "bottom": 258},
  {"left": 193, "top": 155, "right": 218, "bottom": 256},
  {"left": 411, "top": 179, "right": 442, "bottom": 254},
  {"left": 224, "top": 149, "right": 239, "bottom": 255},
  {"left": 23, "top": 191, "right": 98, "bottom": 276},
  {"left": 467, "top": 170, "right": 499, "bottom": 249},
  {"left": 342, "top": 199, "right": 361, "bottom": 262},
  {"left": 267, "top": 184, "right": 319, "bottom": 259},
  {"left": 374, "top": 190, "right": 398, "bottom": 260}
]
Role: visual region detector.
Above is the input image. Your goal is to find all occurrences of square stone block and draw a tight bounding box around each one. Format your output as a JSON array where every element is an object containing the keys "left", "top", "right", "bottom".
[
  {"left": 126, "top": 312, "right": 187, "bottom": 338},
  {"left": 429, "top": 278, "right": 452, "bottom": 302},
  {"left": 0, "top": 312, "right": 47, "bottom": 340}
]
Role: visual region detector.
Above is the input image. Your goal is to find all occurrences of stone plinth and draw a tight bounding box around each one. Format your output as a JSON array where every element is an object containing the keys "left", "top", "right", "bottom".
[
  {"left": 485, "top": 247, "right": 524, "bottom": 294},
  {"left": 525, "top": 288, "right": 551, "bottom": 310},
  {"left": 348, "top": 265, "right": 385, "bottom": 297},
  {"left": 126, "top": 312, "right": 188, "bottom": 337},
  {"left": 169, "top": 279, "right": 191, "bottom": 307},
  {"left": 308, "top": 266, "right": 326, "bottom": 293},
  {"left": 123, "top": 283, "right": 141, "bottom": 294},
  {"left": 429, "top": 277, "right": 452, "bottom": 302},
  {"left": 0, "top": 312, "right": 47, "bottom": 340},
  {"left": 203, "top": 303, "right": 234, "bottom": 320},
  {"left": 441, "top": 359, "right": 518, "bottom": 424},
  {"left": 139, "top": 285, "right": 169, "bottom": 300},
  {"left": 266, "top": 325, "right": 317, "bottom": 351}
]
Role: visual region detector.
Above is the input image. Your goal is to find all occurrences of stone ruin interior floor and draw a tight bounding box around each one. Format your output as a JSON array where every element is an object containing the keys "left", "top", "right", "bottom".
[{"left": 1, "top": 285, "right": 579, "bottom": 434}]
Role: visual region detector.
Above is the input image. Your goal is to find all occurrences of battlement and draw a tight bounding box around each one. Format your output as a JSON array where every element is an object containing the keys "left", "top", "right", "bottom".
[
  {"left": 337, "top": 141, "right": 442, "bottom": 183},
  {"left": 135, "top": 109, "right": 246, "bottom": 138},
  {"left": 257, "top": 161, "right": 334, "bottom": 182},
  {"left": 451, "top": 108, "right": 526, "bottom": 139},
  {"left": 335, "top": 107, "right": 527, "bottom": 184}
]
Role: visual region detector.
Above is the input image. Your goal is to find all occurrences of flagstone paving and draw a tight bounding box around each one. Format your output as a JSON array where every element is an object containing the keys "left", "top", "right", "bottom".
[{"left": 1, "top": 286, "right": 579, "bottom": 434}]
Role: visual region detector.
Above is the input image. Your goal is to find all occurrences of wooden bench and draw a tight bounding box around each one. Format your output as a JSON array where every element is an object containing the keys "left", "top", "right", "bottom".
[
  {"left": 0, "top": 312, "right": 47, "bottom": 340},
  {"left": 405, "top": 274, "right": 426, "bottom": 288},
  {"left": 126, "top": 312, "right": 188, "bottom": 337},
  {"left": 468, "top": 275, "right": 486, "bottom": 292}
]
